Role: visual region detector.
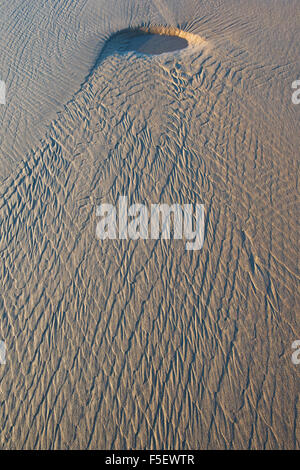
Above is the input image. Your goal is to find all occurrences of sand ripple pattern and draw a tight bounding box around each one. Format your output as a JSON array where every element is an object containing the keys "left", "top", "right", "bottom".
[{"left": 0, "top": 0, "right": 299, "bottom": 450}]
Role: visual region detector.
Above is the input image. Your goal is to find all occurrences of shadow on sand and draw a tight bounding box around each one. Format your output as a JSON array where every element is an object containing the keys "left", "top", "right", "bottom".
[{"left": 99, "top": 27, "right": 190, "bottom": 61}]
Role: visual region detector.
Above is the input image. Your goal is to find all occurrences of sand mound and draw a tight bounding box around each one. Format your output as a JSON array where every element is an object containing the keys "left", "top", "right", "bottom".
[{"left": 100, "top": 26, "right": 206, "bottom": 58}]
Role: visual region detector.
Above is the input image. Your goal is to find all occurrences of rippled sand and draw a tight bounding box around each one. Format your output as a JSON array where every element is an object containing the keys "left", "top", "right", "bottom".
[{"left": 0, "top": 0, "right": 299, "bottom": 449}]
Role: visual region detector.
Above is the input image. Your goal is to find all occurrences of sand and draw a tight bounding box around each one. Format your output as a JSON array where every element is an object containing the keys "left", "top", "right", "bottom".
[{"left": 0, "top": 0, "right": 299, "bottom": 450}]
